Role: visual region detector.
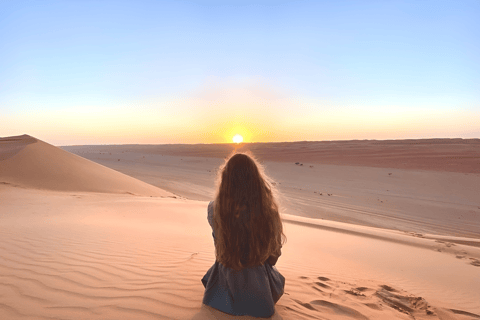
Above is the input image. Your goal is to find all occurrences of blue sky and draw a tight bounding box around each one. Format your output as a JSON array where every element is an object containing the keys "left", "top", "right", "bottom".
[{"left": 1, "top": 0, "right": 479, "bottom": 145}]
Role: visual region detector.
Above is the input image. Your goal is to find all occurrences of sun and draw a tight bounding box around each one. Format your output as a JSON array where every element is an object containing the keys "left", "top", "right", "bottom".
[{"left": 232, "top": 134, "right": 243, "bottom": 144}]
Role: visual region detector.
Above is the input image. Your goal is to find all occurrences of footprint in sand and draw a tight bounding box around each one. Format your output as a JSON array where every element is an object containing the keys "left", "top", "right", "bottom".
[
  {"left": 435, "top": 240, "right": 455, "bottom": 248},
  {"left": 375, "top": 285, "right": 435, "bottom": 316},
  {"left": 380, "top": 285, "right": 397, "bottom": 292},
  {"left": 315, "top": 281, "right": 331, "bottom": 289},
  {"left": 312, "top": 276, "right": 332, "bottom": 291},
  {"left": 309, "top": 300, "right": 369, "bottom": 320},
  {"left": 364, "top": 303, "right": 382, "bottom": 310},
  {"left": 344, "top": 289, "right": 366, "bottom": 297},
  {"left": 470, "top": 258, "right": 480, "bottom": 267},
  {"left": 296, "top": 276, "right": 480, "bottom": 319}
]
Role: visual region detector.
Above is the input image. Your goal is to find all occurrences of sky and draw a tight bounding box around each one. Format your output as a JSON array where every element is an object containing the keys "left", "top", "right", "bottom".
[{"left": 1, "top": 0, "right": 479, "bottom": 145}]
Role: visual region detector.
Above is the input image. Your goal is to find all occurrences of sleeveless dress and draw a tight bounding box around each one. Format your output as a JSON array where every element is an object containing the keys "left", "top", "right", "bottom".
[{"left": 201, "top": 201, "right": 285, "bottom": 318}]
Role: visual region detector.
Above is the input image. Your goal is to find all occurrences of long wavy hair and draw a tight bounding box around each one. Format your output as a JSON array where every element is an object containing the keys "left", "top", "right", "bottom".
[{"left": 213, "top": 151, "right": 286, "bottom": 270}]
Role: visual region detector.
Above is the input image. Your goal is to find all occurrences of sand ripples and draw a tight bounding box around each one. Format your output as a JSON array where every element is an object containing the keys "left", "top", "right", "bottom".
[{"left": 0, "top": 224, "right": 210, "bottom": 319}]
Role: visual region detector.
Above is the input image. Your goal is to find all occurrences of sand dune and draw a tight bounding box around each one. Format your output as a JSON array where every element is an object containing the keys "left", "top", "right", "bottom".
[
  {"left": 1, "top": 185, "right": 479, "bottom": 319},
  {"left": 0, "top": 135, "right": 173, "bottom": 197},
  {"left": 2, "top": 135, "right": 480, "bottom": 319}
]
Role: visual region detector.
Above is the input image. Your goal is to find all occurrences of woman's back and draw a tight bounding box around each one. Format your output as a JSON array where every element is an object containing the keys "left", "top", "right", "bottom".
[
  {"left": 202, "top": 201, "right": 285, "bottom": 317},
  {"left": 201, "top": 153, "right": 285, "bottom": 317}
]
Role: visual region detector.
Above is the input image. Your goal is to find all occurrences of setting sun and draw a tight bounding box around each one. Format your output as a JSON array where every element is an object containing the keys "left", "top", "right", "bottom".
[{"left": 232, "top": 134, "right": 243, "bottom": 144}]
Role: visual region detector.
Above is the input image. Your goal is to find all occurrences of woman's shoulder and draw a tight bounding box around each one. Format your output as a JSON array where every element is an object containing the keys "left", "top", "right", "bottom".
[
  {"left": 208, "top": 201, "right": 214, "bottom": 215},
  {"left": 207, "top": 201, "right": 214, "bottom": 227}
]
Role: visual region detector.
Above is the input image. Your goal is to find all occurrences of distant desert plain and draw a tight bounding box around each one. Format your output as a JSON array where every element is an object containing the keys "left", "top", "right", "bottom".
[{"left": 1, "top": 134, "right": 480, "bottom": 319}]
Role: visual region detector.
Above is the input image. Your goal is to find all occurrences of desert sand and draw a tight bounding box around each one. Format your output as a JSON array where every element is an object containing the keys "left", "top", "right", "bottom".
[
  {"left": 1, "top": 134, "right": 480, "bottom": 319},
  {"left": 63, "top": 139, "right": 480, "bottom": 238}
]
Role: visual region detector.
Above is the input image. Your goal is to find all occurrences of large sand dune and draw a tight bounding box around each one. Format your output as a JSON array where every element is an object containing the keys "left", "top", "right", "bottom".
[
  {"left": 0, "top": 135, "right": 173, "bottom": 197},
  {"left": 2, "top": 135, "right": 480, "bottom": 319}
]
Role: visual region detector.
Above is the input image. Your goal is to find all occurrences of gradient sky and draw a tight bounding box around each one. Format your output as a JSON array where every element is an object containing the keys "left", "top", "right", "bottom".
[{"left": 1, "top": 0, "right": 479, "bottom": 145}]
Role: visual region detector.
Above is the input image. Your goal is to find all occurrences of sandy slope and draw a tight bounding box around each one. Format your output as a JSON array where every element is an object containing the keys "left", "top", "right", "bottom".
[
  {"left": 0, "top": 135, "right": 173, "bottom": 197},
  {"left": 1, "top": 135, "right": 480, "bottom": 319},
  {"left": 1, "top": 185, "right": 480, "bottom": 319}
]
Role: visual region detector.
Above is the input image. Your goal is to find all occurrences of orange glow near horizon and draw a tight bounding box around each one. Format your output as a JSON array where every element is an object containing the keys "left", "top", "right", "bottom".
[
  {"left": 3, "top": 80, "right": 479, "bottom": 146},
  {"left": 4, "top": 106, "right": 480, "bottom": 146}
]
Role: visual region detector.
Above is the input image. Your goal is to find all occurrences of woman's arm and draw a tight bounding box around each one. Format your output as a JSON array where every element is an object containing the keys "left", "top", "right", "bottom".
[
  {"left": 207, "top": 201, "right": 214, "bottom": 228},
  {"left": 207, "top": 201, "right": 216, "bottom": 242}
]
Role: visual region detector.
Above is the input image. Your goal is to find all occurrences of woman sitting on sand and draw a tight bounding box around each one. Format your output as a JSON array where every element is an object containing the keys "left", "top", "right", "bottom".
[{"left": 202, "top": 152, "right": 286, "bottom": 317}]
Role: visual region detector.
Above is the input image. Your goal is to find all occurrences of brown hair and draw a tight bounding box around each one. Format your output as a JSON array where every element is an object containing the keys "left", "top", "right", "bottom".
[{"left": 213, "top": 151, "right": 286, "bottom": 270}]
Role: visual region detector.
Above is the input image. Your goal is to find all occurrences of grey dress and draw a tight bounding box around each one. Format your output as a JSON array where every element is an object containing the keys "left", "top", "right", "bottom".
[{"left": 201, "top": 201, "right": 285, "bottom": 318}]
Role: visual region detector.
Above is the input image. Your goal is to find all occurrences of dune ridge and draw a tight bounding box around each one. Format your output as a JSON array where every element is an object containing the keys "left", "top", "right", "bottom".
[
  {"left": 0, "top": 134, "right": 37, "bottom": 161},
  {"left": 0, "top": 135, "right": 173, "bottom": 197}
]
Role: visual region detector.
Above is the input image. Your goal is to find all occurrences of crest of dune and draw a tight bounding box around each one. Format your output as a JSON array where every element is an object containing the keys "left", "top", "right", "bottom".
[{"left": 0, "top": 134, "right": 173, "bottom": 197}]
